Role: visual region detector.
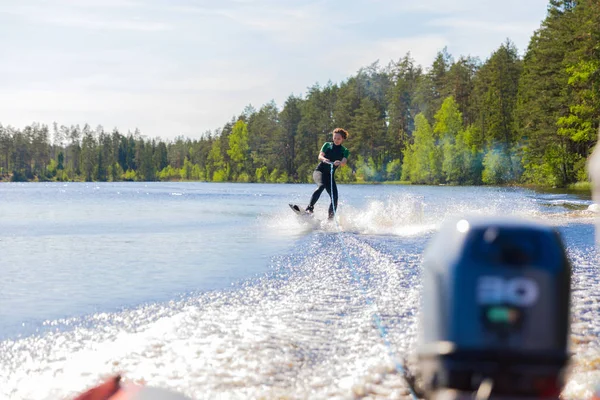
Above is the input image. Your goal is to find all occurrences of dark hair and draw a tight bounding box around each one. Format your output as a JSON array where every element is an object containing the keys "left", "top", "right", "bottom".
[{"left": 333, "top": 128, "right": 348, "bottom": 140}]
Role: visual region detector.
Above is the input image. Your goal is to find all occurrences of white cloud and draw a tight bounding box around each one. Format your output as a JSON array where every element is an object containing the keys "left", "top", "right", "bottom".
[
  {"left": 378, "top": 0, "right": 470, "bottom": 13},
  {"left": 45, "top": 15, "right": 170, "bottom": 31},
  {"left": 59, "top": 0, "right": 143, "bottom": 7},
  {"left": 374, "top": 0, "right": 547, "bottom": 15},
  {"left": 428, "top": 18, "right": 539, "bottom": 35},
  {"left": 171, "top": 2, "right": 335, "bottom": 45},
  {"left": 159, "top": 74, "right": 272, "bottom": 94},
  {"left": 0, "top": 87, "right": 243, "bottom": 137},
  {"left": 0, "top": 2, "right": 171, "bottom": 31},
  {"left": 324, "top": 35, "right": 448, "bottom": 76}
]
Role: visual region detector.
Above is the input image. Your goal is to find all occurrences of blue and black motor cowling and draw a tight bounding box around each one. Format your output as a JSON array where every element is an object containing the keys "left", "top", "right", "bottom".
[{"left": 417, "top": 217, "right": 571, "bottom": 398}]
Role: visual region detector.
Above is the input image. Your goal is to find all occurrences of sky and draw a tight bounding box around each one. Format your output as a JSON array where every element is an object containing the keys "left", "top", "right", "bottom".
[{"left": 0, "top": 0, "right": 551, "bottom": 141}]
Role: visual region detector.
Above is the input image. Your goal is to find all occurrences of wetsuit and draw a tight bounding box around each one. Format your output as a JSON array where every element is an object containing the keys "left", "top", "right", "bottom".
[{"left": 307, "top": 142, "right": 350, "bottom": 219}]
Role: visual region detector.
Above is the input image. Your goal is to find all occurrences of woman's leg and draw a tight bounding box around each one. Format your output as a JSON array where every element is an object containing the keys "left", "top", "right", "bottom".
[
  {"left": 325, "top": 175, "right": 338, "bottom": 219},
  {"left": 307, "top": 170, "right": 326, "bottom": 211}
]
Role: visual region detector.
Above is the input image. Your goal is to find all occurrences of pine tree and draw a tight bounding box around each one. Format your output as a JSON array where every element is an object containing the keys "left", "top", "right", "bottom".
[
  {"left": 557, "top": 0, "right": 600, "bottom": 181},
  {"left": 296, "top": 83, "right": 336, "bottom": 182},
  {"left": 279, "top": 95, "right": 302, "bottom": 180},
  {"left": 517, "top": 1, "right": 579, "bottom": 185},
  {"left": 386, "top": 53, "right": 422, "bottom": 163},
  {"left": 446, "top": 56, "right": 480, "bottom": 126},
  {"left": 351, "top": 97, "right": 387, "bottom": 174},
  {"left": 413, "top": 48, "right": 453, "bottom": 122},
  {"left": 80, "top": 125, "right": 96, "bottom": 181}
]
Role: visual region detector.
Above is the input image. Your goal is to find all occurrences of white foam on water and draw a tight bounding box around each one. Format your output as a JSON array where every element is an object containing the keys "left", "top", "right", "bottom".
[
  {"left": 261, "top": 208, "right": 319, "bottom": 237},
  {"left": 561, "top": 248, "right": 600, "bottom": 399},
  {"left": 330, "top": 194, "right": 434, "bottom": 237},
  {"left": 324, "top": 192, "right": 549, "bottom": 237},
  {"left": 0, "top": 235, "right": 422, "bottom": 399}
]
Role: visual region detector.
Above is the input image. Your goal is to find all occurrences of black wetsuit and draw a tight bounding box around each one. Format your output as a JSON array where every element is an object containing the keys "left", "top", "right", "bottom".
[{"left": 307, "top": 142, "right": 350, "bottom": 219}]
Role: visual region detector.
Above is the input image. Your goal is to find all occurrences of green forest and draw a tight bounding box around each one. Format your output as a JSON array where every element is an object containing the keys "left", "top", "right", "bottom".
[{"left": 1, "top": 0, "right": 598, "bottom": 187}]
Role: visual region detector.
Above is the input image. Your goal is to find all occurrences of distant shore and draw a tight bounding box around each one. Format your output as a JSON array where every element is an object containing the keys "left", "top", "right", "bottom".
[{"left": 0, "top": 173, "right": 592, "bottom": 196}]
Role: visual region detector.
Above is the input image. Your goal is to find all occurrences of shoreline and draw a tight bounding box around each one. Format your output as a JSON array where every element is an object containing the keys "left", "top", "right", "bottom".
[{"left": 0, "top": 176, "right": 592, "bottom": 195}]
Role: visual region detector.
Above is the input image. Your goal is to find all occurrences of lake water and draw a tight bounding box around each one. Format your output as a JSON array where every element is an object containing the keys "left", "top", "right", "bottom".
[{"left": 0, "top": 182, "right": 598, "bottom": 399}]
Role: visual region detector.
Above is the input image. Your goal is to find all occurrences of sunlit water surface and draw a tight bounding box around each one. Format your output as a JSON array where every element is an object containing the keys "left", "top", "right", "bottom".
[{"left": 0, "top": 183, "right": 598, "bottom": 399}]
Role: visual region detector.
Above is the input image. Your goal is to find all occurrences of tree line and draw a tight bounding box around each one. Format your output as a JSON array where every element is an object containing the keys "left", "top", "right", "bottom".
[{"left": 1, "top": 0, "right": 598, "bottom": 187}]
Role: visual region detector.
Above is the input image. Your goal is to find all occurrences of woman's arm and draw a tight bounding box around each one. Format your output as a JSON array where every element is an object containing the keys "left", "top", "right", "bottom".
[
  {"left": 318, "top": 151, "right": 330, "bottom": 163},
  {"left": 334, "top": 157, "right": 347, "bottom": 167}
]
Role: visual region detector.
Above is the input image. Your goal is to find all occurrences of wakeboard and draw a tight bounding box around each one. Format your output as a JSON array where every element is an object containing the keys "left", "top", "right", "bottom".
[
  {"left": 289, "top": 203, "right": 338, "bottom": 230},
  {"left": 289, "top": 203, "right": 312, "bottom": 217}
]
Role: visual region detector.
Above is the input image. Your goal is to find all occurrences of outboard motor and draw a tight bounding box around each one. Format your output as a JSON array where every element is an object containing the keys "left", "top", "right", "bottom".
[{"left": 416, "top": 217, "right": 571, "bottom": 399}]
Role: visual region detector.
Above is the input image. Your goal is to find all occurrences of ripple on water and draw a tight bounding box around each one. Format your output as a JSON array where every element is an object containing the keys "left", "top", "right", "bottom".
[{"left": 1, "top": 229, "right": 599, "bottom": 399}]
